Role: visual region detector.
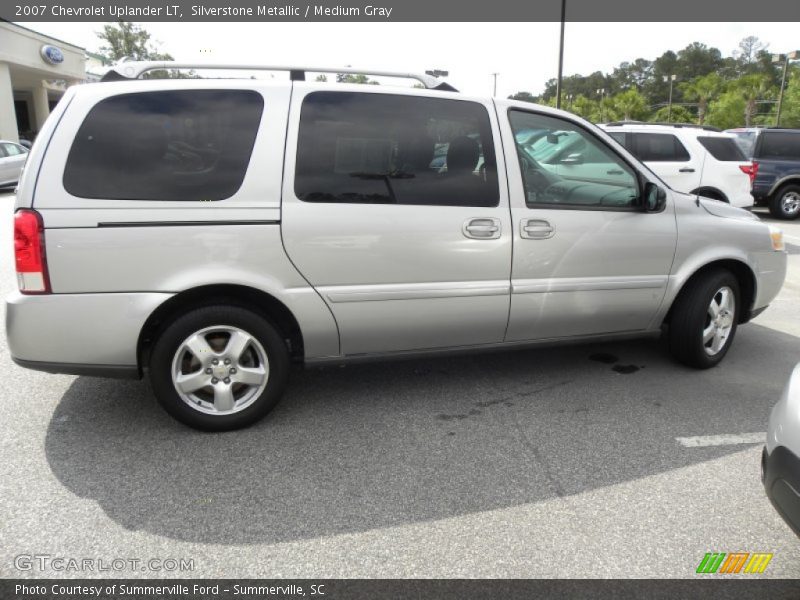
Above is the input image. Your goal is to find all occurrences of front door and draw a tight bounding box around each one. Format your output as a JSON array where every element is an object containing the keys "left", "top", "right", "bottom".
[
  {"left": 501, "top": 109, "right": 678, "bottom": 342},
  {"left": 282, "top": 88, "right": 513, "bottom": 356}
]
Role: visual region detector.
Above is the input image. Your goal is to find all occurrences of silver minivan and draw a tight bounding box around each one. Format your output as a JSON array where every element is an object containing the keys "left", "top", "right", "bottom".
[{"left": 6, "top": 62, "right": 788, "bottom": 430}]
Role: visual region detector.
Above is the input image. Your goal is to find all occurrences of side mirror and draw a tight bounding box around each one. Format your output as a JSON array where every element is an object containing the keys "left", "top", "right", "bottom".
[{"left": 642, "top": 182, "right": 667, "bottom": 212}]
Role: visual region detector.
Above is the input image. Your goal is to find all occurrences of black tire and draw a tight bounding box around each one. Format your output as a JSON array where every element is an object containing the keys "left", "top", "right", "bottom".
[
  {"left": 668, "top": 269, "right": 740, "bottom": 369},
  {"left": 768, "top": 184, "right": 800, "bottom": 220},
  {"left": 149, "top": 305, "right": 289, "bottom": 431}
]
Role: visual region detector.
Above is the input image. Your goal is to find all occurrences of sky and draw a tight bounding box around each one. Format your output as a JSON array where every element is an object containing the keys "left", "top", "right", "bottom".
[{"left": 18, "top": 21, "right": 800, "bottom": 97}]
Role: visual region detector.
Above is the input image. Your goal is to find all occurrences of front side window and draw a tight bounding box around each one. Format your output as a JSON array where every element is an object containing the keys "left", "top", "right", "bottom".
[
  {"left": 509, "top": 111, "right": 639, "bottom": 209},
  {"left": 63, "top": 90, "right": 264, "bottom": 201},
  {"left": 295, "top": 92, "right": 499, "bottom": 207}
]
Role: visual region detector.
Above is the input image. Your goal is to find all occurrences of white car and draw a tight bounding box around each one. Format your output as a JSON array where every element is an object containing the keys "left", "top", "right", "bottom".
[
  {"left": 599, "top": 123, "right": 754, "bottom": 209},
  {"left": 0, "top": 140, "right": 29, "bottom": 189}
]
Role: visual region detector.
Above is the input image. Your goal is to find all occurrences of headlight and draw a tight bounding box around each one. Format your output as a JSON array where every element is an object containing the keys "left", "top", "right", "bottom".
[{"left": 769, "top": 226, "right": 785, "bottom": 252}]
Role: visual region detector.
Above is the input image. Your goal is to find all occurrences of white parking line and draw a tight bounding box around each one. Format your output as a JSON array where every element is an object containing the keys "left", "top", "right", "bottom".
[{"left": 675, "top": 432, "right": 765, "bottom": 447}]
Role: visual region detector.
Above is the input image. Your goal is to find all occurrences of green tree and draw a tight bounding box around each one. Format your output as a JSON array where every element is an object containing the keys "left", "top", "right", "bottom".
[
  {"left": 610, "top": 59, "right": 653, "bottom": 92},
  {"left": 96, "top": 22, "right": 194, "bottom": 79},
  {"left": 680, "top": 72, "right": 723, "bottom": 124},
  {"left": 776, "top": 68, "right": 800, "bottom": 127},
  {"left": 649, "top": 105, "right": 693, "bottom": 124},
  {"left": 508, "top": 91, "right": 537, "bottom": 103},
  {"left": 734, "top": 74, "right": 775, "bottom": 126},
  {"left": 97, "top": 21, "right": 172, "bottom": 62},
  {"left": 569, "top": 95, "right": 599, "bottom": 120},
  {"left": 611, "top": 88, "right": 648, "bottom": 120},
  {"left": 706, "top": 90, "right": 747, "bottom": 129},
  {"left": 336, "top": 73, "right": 379, "bottom": 85}
]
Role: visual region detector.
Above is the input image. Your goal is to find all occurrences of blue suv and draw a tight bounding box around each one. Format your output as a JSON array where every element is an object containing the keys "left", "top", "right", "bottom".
[{"left": 727, "top": 128, "right": 800, "bottom": 220}]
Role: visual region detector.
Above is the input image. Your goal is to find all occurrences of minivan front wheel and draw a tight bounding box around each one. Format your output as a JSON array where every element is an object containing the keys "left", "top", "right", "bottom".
[
  {"left": 668, "top": 269, "right": 740, "bottom": 369},
  {"left": 769, "top": 184, "right": 800, "bottom": 220},
  {"left": 149, "top": 306, "right": 289, "bottom": 431}
]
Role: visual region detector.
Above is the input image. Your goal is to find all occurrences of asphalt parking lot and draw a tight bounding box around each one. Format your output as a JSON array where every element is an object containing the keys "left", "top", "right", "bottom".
[{"left": 1, "top": 190, "right": 799, "bottom": 579}]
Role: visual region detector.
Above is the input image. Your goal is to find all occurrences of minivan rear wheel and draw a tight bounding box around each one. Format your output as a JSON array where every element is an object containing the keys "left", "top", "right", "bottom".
[
  {"left": 769, "top": 184, "right": 800, "bottom": 220},
  {"left": 668, "top": 269, "right": 740, "bottom": 369},
  {"left": 149, "top": 305, "right": 289, "bottom": 431}
]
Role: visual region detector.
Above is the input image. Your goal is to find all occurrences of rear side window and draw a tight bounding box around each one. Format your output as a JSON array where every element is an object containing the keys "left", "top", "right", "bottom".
[
  {"left": 295, "top": 92, "right": 499, "bottom": 207},
  {"left": 630, "top": 133, "right": 690, "bottom": 162},
  {"left": 758, "top": 132, "right": 800, "bottom": 160},
  {"left": 697, "top": 136, "right": 746, "bottom": 161},
  {"left": 63, "top": 90, "right": 264, "bottom": 201}
]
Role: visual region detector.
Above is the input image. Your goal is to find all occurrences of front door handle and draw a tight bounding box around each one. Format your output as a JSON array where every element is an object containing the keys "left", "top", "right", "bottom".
[
  {"left": 463, "top": 217, "right": 501, "bottom": 240},
  {"left": 679, "top": 167, "right": 695, "bottom": 173},
  {"left": 520, "top": 219, "right": 555, "bottom": 239}
]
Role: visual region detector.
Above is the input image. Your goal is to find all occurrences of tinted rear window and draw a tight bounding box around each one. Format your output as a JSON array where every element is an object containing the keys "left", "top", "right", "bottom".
[
  {"left": 697, "top": 136, "right": 746, "bottom": 161},
  {"left": 758, "top": 131, "right": 800, "bottom": 161},
  {"left": 63, "top": 90, "right": 264, "bottom": 201},
  {"left": 630, "top": 132, "right": 690, "bottom": 162}
]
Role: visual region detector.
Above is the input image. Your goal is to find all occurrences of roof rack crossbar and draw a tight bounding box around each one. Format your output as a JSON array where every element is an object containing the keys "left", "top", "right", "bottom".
[{"left": 101, "top": 61, "right": 456, "bottom": 91}]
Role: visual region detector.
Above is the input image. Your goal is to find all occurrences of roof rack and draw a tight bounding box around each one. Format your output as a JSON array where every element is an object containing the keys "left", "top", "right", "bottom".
[
  {"left": 604, "top": 121, "right": 720, "bottom": 132},
  {"left": 100, "top": 60, "right": 458, "bottom": 91}
]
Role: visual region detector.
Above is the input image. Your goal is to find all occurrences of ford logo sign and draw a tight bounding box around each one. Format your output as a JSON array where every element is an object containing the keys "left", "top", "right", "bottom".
[{"left": 40, "top": 45, "right": 64, "bottom": 66}]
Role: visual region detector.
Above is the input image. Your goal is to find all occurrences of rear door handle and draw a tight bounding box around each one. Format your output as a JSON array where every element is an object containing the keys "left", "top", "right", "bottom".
[
  {"left": 463, "top": 217, "right": 501, "bottom": 240},
  {"left": 679, "top": 167, "right": 695, "bottom": 173},
  {"left": 520, "top": 219, "right": 555, "bottom": 239},
  {"left": 607, "top": 169, "right": 624, "bottom": 175}
]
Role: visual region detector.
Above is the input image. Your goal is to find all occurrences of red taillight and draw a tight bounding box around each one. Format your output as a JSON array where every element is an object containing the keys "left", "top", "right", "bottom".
[
  {"left": 739, "top": 161, "right": 759, "bottom": 185},
  {"left": 14, "top": 209, "right": 50, "bottom": 294}
]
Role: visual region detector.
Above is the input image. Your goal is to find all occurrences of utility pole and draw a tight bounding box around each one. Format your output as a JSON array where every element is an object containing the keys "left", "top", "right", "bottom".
[
  {"left": 556, "top": 0, "right": 566, "bottom": 109},
  {"left": 596, "top": 88, "right": 605, "bottom": 122},
  {"left": 491, "top": 72, "right": 499, "bottom": 97},
  {"left": 663, "top": 74, "right": 677, "bottom": 122},
  {"left": 773, "top": 51, "right": 798, "bottom": 127}
]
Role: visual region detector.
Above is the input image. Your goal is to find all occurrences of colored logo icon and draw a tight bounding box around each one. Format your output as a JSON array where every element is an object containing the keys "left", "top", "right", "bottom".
[{"left": 696, "top": 552, "right": 773, "bottom": 574}]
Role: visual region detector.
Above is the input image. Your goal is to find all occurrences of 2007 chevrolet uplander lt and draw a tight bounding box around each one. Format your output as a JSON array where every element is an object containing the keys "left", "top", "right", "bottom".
[{"left": 7, "top": 62, "right": 788, "bottom": 430}]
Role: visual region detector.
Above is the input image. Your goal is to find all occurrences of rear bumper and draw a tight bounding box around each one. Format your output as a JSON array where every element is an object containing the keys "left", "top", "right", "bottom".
[
  {"left": 6, "top": 290, "right": 172, "bottom": 376},
  {"left": 729, "top": 190, "right": 755, "bottom": 209},
  {"left": 762, "top": 446, "right": 800, "bottom": 537},
  {"left": 11, "top": 357, "right": 140, "bottom": 379}
]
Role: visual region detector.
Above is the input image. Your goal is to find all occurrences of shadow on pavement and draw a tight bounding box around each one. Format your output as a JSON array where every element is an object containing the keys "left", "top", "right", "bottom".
[{"left": 45, "top": 323, "right": 800, "bottom": 545}]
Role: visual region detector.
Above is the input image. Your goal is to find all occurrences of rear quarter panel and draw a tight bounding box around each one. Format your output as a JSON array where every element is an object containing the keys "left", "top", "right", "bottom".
[{"left": 29, "top": 80, "right": 340, "bottom": 359}]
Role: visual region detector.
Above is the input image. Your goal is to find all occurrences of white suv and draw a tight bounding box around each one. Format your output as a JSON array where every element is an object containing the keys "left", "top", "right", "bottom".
[{"left": 599, "top": 123, "right": 755, "bottom": 209}]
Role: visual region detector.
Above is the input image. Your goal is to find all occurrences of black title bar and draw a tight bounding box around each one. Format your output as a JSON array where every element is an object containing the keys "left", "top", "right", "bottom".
[
  {"left": 4, "top": 579, "right": 800, "bottom": 600},
  {"left": 4, "top": 0, "right": 800, "bottom": 22}
]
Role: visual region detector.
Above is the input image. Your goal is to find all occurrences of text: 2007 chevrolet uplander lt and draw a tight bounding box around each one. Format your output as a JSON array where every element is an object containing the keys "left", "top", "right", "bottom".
[{"left": 7, "top": 63, "right": 788, "bottom": 430}]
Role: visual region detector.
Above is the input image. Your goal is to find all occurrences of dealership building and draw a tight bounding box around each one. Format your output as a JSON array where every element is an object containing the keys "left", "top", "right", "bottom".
[{"left": 0, "top": 22, "right": 89, "bottom": 143}]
